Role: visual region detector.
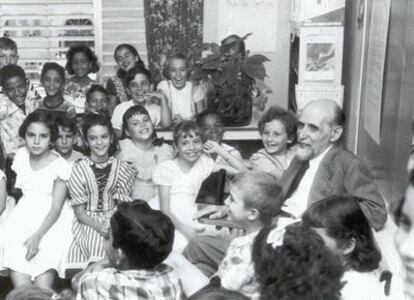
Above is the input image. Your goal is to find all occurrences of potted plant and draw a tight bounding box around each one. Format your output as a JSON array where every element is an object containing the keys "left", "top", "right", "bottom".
[{"left": 192, "top": 33, "right": 270, "bottom": 126}]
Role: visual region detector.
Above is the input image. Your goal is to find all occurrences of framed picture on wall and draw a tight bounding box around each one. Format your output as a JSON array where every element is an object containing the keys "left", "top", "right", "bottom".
[{"left": 298, "top": 26, "right": 343, "bottom": 85}]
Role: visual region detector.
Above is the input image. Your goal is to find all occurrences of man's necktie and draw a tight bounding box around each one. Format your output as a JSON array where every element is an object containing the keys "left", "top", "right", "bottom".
[{"left": 284, "top": 160, "right": 310, "bottom": 199}]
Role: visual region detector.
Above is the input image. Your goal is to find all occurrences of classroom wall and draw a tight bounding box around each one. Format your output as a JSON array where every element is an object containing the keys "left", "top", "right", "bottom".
[
  {"left": 203, "top": 0, "right": 291, "bottom": 111},
  {"left": 343, "top": 0, "right": 413, "bottom": 206}
]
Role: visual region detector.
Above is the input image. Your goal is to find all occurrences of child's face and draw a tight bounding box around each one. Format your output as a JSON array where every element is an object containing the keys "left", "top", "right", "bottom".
[
  {"left": 0, "top": 48, "right": 18, "bottom": 69},
  {"left": 176, "top": 131, "right": 203, "bottom": 164},
  {"left": 168, "top": 58, "right": 188, "bottom": 90},
  {"left": 200, "top": 115, "right": 224, "bottom": 143},
  {"left": 224, "top": 183, "right": 250, "bottom": 225},
  {"left": 128, "top": 74, "right": 151, "bottom": 104},
  {"left": 86, "top": 125, "right": 112, "bottom": 162},
  {"left": 55, "top": 126, "right": 75, "bottom": 157},
  {"left": 115, "top": 48, "right": 138, "bottom": 72},
  {"left": 262, "top": 119, "right": 290, "bottom": 155},
  {"left": 72, "top": 51, "right": 91, "bottom": 78},
  {"left": 86, "top": 91, "right": 109, "bottom": 114},
  {"left": 3, "top": 75, "right": 29, "bottom": 107},
  {"left": 25, "top": 122, "right": 51, "bottom": 157},
  {"left": 126, "top": 114, "right": 154, "bottom": 142},
  {"left": 42, "top": 69, "right": 64, "bottom": 97}
]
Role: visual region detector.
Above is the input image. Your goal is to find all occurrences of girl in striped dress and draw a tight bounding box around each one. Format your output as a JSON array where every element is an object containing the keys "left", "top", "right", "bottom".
[{"left": 66, "top": 113, "right": 135, "bottom": 269}]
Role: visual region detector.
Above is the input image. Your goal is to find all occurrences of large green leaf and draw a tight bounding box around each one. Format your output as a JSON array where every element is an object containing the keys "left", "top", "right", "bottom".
[
  {"left": 242, "top": 59, "right": 268, "bottom": 81},
  {"left": 245, "top": 54, "right": 270, "bottom": 65}
]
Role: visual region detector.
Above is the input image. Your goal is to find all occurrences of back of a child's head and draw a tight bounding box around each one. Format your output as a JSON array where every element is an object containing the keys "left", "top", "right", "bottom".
[
  {"left": 230, "top": 171, "right": 283, "bottom": 225},
  {"left": 6, "top": 285, "right": 54, "bottom": 300},
  {"left": 125, "top": 65, "right": 152, "bottom": 86},
  {"left": 41, "top": 62, "right": 65, "bottom": 82},
  {"left": 173, "top": 120, "right": 201, "bottom": 145},
  {"left": 0, "top": 37, "right": 17, "bottom": 51},
  {"left": 65, "top": 44, "right": 99, "bottom": 74},
  {"left": 188, "top": 287, "right": 249, "bottom": 300},
  {"left": 302, "top": 195, "right": 381, "bottom": 272},
  {"left": 0, "top": 64, "right": 26, "bottom": 86},
  {"left": 19, "top": 110, "right": 58, "bottom": 142},
  {"left": 110, "top": 199, "right": 175, "bottom": 269},
  {"left": 252, "top": 223, "right": 344, "bottom": 300}
]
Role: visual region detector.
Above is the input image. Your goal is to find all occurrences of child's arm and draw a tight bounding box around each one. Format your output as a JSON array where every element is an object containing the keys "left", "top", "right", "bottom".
[
  {"left": 203, "top": 140, "right": 248, "bottom": 175},
  {"left": 24, "top": 178, "right": 67, "bottom": 261},
  {"left": 158, "top": 185, "right": 199, "bottom": 240},
  {"left": 0, "top": 177, "right": 6, "bottom": 217},
  {"left": 73, "top": 204, "right": 108, "bottom": 238},
  {"left": 147, "top": 91, "right": 172, "bottom": 128}
]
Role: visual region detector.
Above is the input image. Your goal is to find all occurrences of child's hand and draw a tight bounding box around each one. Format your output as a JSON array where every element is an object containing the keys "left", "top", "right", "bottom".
[
  {"left": 96, "top": 223, "right": 109, "bottom": 238},
  {"left": 203, "top": 140, "right": 224, "bottom": 155},
  {"left": 145, "top": 91, "right": 166, "bottom": 105},
  {"left": 24, "top": 234, "right": 41, "bottom": 261}
]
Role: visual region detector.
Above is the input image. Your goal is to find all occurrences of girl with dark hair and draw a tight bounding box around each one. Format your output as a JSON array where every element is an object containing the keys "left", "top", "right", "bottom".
[
  {"left": 65, "top": 113, "right": 135, "bottom": 270},
  {"left": 63, "top": 45, "right": 99, "bottom": 114},
  {"left": 249, "top": 105, "right": 298, "bottom": 180},
  {"left": 118, "top": 105, "right": 174, "bottom": 201},
  {"left": 0, "top": 110, "right": 71, "bottom": 289},
  {"left": 302, "top": 195, "right": 402, "bottom": 299},
  {"left": 252, "top": 222, "right": 345, "bottom": 300},
  {"left": 106, "top": 43, "right": 146, "bottom": 104}
]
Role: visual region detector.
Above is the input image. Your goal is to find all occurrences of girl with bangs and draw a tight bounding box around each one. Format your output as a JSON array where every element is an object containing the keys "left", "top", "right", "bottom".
[{"left": 153, "top": 120, "right": 246, "bottom": 251}]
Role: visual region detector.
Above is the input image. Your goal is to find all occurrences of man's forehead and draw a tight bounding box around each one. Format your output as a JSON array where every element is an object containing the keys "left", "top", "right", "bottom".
[{"left": 299, "top": 104, "right": 333, "bottom": 126}]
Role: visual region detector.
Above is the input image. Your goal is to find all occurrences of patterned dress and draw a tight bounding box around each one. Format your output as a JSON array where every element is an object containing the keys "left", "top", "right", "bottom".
[
  {"left": 63, "top": 77, "right": 95, "bottom": 114},
  {"left": 66, "top": 156, "right": 135, "bottom": 269}
]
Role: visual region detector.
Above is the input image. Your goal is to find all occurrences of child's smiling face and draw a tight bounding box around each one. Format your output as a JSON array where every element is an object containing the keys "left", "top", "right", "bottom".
[
  {"left": 262, "top": 119, "right": 290, "bottom": 155},
  {"left": 72, "top": 51, "right": 91, "bottom": 79},
  {"left": 3, "top": 75, "right": 29, "bottom": 107},
  {"left": 115, "top": 47, "right": 138, "bottom": 72},
  {"left": 42, "top": 69, "right": 64, "bottom": 97},
  {"left": 128, "top": 74, "right": 151, "bottom": 104},
  {"left": 167, "top": 58, "right": 188, "bottom": 90}
]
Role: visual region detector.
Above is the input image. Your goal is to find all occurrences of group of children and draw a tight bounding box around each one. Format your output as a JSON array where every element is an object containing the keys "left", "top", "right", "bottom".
[{"left": 0, "top": 35, "right": 408, "bottom": 300}]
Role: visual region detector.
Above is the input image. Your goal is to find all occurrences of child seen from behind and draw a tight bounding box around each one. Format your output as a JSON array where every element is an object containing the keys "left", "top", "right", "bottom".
[{"left": 74, "top": 200, "right": 183, "bottom": 300}]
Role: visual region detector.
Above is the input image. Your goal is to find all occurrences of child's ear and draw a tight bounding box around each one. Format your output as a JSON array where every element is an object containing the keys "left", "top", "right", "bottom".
[
  {"left": 114, "top": 248, "right": 126, "bottom": 266},
  {"left": 342, "top": 237, "right": 356, "bottom": 255},
  {"left": 247, "top": 208, "right": 260, "bottom": 222}
]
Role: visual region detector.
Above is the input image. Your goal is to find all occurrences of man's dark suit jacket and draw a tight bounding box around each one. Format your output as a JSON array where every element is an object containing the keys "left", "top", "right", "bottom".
[{"left": 279, "top": 145, "right": 387, "bottom": 230}]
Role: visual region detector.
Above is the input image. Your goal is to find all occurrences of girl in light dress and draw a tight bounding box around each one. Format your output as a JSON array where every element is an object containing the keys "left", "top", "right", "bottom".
[
  {"left": 66, "top": 113, "right": 135, "bottom": 269},
  {"left": 0, "top": 110, "right": 71, "bottom": 289},
  {"left": 153, "top": 120, "right": 246, "bottom": 251},
  {"left": 63, "top": 45, "right": 99, "bottom": 114},
  {"left": 157, "top": 53, "right": 205, "bottom": 124},
  {"left": 118, "top": 105, "right": 174, "bottom": 201},
  {"left": 249, "top": 106, "right": 297, "bottom": 180},
  {"left": 106, "top": 44, "right": 146, "bottom": 105}
]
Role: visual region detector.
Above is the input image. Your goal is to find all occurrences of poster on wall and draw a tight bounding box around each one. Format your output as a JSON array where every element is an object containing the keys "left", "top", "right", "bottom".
[
  {"left": 299, "top": 26, "right": 343, "bottom": 85},
  {"left": 363, "top": 0, "right": 391, "bottom": 144},
  {"left": 295, "top": 85, "right": 343, "bottom": 110},
  {"left": 291, "top": 0, "right": 345, "bottom": 25},
  {"left": 217, "top": 0, "right": 278, "bottom": 52}
]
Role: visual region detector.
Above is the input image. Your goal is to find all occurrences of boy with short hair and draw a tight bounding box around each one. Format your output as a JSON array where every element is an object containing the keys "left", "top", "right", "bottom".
[
  {"left": 74, "top": 200, "right": 183, "bottom": 300},
  {"left": 0, "top": 37, "right": 19, "bottom": 71},
  {"left": 55, "top": 116, "right": 83, "bottom": 164},
  {"left": 85, "top": 84, "right": 110, "bottom": 117},
  {"left": 213, "top": 171, "right": 284, "bottom": 299}
]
